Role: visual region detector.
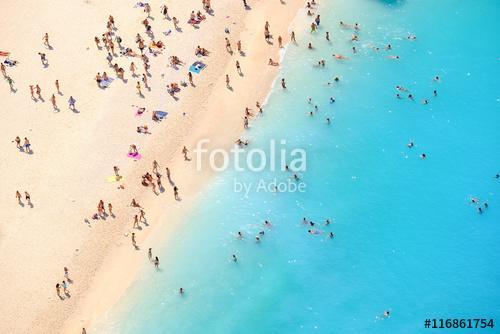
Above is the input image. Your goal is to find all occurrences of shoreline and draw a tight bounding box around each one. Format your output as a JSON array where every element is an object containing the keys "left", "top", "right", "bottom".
[{"left": 0, "top": 0, "right": 307, "bottom": 332}]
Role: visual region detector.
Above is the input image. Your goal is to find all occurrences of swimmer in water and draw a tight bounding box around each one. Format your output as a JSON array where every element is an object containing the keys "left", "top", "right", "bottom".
[
  {"left": 255, "top": 236, "right": 261, "bottom": 242},
  {"left": 325, "top": 219, "right": 331, "bottom": 226},
  {"left": 232, "top": 254, "right": 237, "bottom": 262},
  {"left": 330, "top": 97, "right": 335, "bottom": 103},
  {"left": 237, "top": 231, "right": 243, "bottom": 239},
  {"left": 387, "top": 55, "right": 400, "bottom": 59},
  {"left": 433, "top": 90, "right": 437, "bottom": 96},
  {"left": 422, "top": 99, "right": 428, "bottom": 104},
  {"left": 326, "top": 117, "right": 331, "bottom": 124},
  {"left": 302, "top": 217, "right": 308, "bottom": 224},
  {"left": 494, "top": 173, "right": 500, "bottom": 179},
  {"left": 407, "top": 141, "right": 414, "bottom": 148},
  {"left": 420, "top": 153, "right": 426, "bottom": 159},
  {"left": 309, "top": 221, "right": 315, "bottom": 226},
  {"left": 329, "top": 232, "right": 334, "bottom": 238},
  {"left": 333, "top": 54, "right": 348, "bottom": 60},
  {"left": 396, "top": 93, "right": 401, "bottom": 99},
  {"left": 384, "top": 310, "right": 390, "bottom": 317}
]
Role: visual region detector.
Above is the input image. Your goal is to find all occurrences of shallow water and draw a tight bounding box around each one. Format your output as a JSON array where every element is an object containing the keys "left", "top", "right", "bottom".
[{"left": 95, "top": 0, "right": 500, "bottom": 332}]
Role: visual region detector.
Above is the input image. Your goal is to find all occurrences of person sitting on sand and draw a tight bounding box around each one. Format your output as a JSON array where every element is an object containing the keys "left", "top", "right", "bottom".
[
  {"left": 268, "top": 58, "right": 279, "bottom": 66},
  {"left": 137, "top": 125, "right": 151, "bottom": 134},
  {"left": 195, "top": 46, "right": 210, "bottom": 56},
  {"left": 129, "top": 144, "right": 138, "bottom": 155}
]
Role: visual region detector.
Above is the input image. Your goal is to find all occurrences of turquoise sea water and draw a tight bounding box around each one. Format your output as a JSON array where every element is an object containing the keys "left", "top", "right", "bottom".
[{"left": 96, "top": 0, "right": 500, "bottom": 332}]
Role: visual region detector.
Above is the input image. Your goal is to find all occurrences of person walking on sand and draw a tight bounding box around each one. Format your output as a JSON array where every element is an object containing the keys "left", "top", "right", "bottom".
[
  {"left": 165, "top": 167, "right": 171, "bottom": 181},
  {"left": 56, "top": 283, "right": 62, "bottom": 298},
  {"left": 42, "top": 33, "right": 51, "bottom": 48},
  {"left": 64, "top": 267, "right": 70, "bottom": 281},
  {"left": 237, "top": 40, "right": 242, "bottom": 54},
  {"left": 225, "top": 38, "right": 232, "bottom": 53},
  {"left": 278, "top": 35, "right": 283, "bottom": 48},
  {"left": 55, "top": 80, "right": 61, "bottom": 94},
  {"left": 114, "top": 166, "right": 120, "bottom": 178},
  {"left": 35, "top": 85, "right": 42, "bottom": 99},
  {"left": 161, "top": 4, "right": 169, "bottom": 19},
  {"left": 38, "top": 52, "right": 47, "bottom": 66},
  {"left": 153, "top": 160, "right": 159, "bottom": 173},
  {"left": 148, "top": 248, "right": 152, "bottom": 260},
  {"left": 131, "top": 233, "right": 137, "bottom": 247},
  {"left": 188, "top": 72, "right": 194, "bottom": 85},
  {"left": 25, "top": 191, "right": 31, "bottom": 205},
  {"left": 50, "top": 94, "right": 57, "bottom": 110},
  {"left": 139, "top": 209, "right": 146, "bottom": 222},
  {"left": 130, "top": 62, "right": 137, "bottom": 76},
  {"left": 290, "top": 31, "right": 296, "bottom": 43},
  {"left": 133, "top": 214, "right": 139, "bottom": 228},
  {"left": 173, "top": 17, "right": 180, "bottom": 30},
  {"left": 136, "top": 81, "right": 142, "bottom": 95},
  {"left": 173, "top": 186, "right": 179, "bottom": 200},
  {"left": 226, "top": 74, "right": 230, "bottom": 88},
  {"left": 29, "top": 85, "right": 35, "bottom": 99},
  {"left": 68, "top": 96, "right": 76, "bottom": 110},
  {"left": 108, "top": 203, "right": 113, "bottom": 216},
  {"left": 182, "top": 146, "right": 189, "bottom": 160},
  {"left": 62, "top": 280, "right": 69, "bottom": 295},
  {"left": 16, "top": 190, "right": 22, "bottom": 204},
  {"left": 144, "top": 3, "right": 152, "bottom": 17},
  {"left": 14, "top": 136, "right": 21, "bottom": 149},
  {"left": 154, "top": 256, "right": 159, "bottom": 268},
  {"left": 142, "top": 73, "right": 148, "bottom": 89},
  {"left": 236, "top": 60, "right": 242, "bottom": 75}
]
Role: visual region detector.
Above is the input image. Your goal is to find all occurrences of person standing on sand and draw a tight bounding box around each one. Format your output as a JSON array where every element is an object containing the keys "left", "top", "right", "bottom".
[
  {"left": 16, "top": 191, "right": 22, "bottom": 204},
  {"left": 243, "top": 116, "right": 249, "bottom": 129},
  {"left": 326, "top": 31, "right": 330, "bottom": 41},
  {"left": 139, "top": 209, "right": 146, "bottom": 222},
  {"left": 114, "top": 166, "right": 120, "bottom": 178},
  {"left": 188, "top": 72, "right": 194, "bottom": 85},
  {"left": 56, "top": 283, "right": 61, "bottom": 298},
  {"left": 24, "top": 137, "right": 31, "bottom": 153},
  {"left": 237, "top": 40, "right": 242, "bottom": 54},
  {"left": 154, "top": 256, "right": 159, "bottom": 268},
  {"left": 68, "top": 96, "right": 76, "bottom": 110},
  {"left": 278, "top": 35, "right": 283, "bottom": 48},
  {"left": 62, "top": 280, "right": 69, "bottom": 294},
  {"left": 226, "top": 74, "right": 230, "bottom": 88},
  {"left": 291, "top": 31, "right": 296, "bottom": 42},
  {"left": 42, "top": 33, "right": 51, "bottom": 48},
  {"left": 55, "top": 80, "right": 61, "bottom": 94},
  {"left": 29, "top": 85, "right": 35, "bottom": 99},
  {"left": 25, "top": 191, "right": 31, "bottom": 205},
  {"left": 148, "top": 248, "right": 152, "bottom": 260},
  {"left": 182, "top": 146, "right": 189, "bottom": 160},
  {"left": 108, "top": 203, "right": 113, "bottom": 216},
  {"left": 161, "top": 4, "right": 169, "bottom": 19},
  {"left": 64, "top": 267, "right": 70, "bottom": 281},
  {"left": 38, "top": 52, "right": 47, "bottom": 66},
  {"left": 131, "top": 233, "right": 137, "bottom": 247},
  {"left": 173, "top": 186, "right": 179, "bottom": 200}
]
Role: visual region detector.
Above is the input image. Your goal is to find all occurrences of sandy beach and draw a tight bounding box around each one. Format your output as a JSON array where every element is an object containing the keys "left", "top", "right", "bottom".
[{"left": 0, "top": 0, "right": 306, "bottom": 332}]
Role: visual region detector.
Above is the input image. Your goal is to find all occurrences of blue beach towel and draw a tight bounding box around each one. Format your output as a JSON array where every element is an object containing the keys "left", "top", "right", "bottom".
[
  {"left": 189, "top": 61, "right": 206, "bottom": 74},
  {"left": 101, "top": 77, "right": 114, "bottom": 88},
  {"left": 155, "top": 111, "right": 168, "bottom": 119}
]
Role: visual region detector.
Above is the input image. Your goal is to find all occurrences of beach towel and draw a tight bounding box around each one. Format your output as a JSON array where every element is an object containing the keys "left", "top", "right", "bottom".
[
  {"left": 127, "top": 152, "right": 142, "bottom": 160},
  {"left": 154, "top": 111, "right": 168, "bottom": 119},
  {"left": 134, "top": 2, "right": 147, "bottom": 8},
  {"left": 101, "top": 77, "right": 114, "bottom": 88},
  {"left": 107, "top": 175, "right": 124, "bottom": 183},
  {"left": 189, "top": 61, "right": 206, "bottom": 74},
  {"left": 0, "top": 51, "right": 10, "bottom": 57},
  {"left": 3, "top": 59, "right": 17, "bottom": 66}
]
